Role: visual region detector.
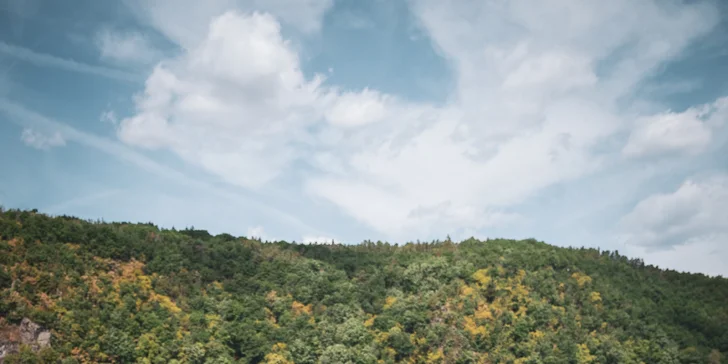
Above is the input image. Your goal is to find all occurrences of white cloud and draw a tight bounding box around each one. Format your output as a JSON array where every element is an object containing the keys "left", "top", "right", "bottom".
[
  {"left": 100, "top": 110, "right": 117, "bottom": 124},
  {"left": 1, "top": 98, "right": 319, "bottom": 236},
  {"left": 126, "top": 0, "right": 333, "bottom": 49},
  {"left": 501, "top": 51, "right": 597, "bottom": 91},
  {"left": 20, "top": 128, "right": 66, "bottom": 150},
  {"left": 118, "top": 1, "right": 724, "bottom": 243},
  {"left": 306, "top": 0, "right": 718, "bottom": 240},
  {"left": 619, "top": 175, "right": 728, "bottom": 249},
  {"left": 623, "top": 97, "right": 728, "bottom": 158},
  {"left": 96, "top": 29, "right": 161, "bottom": 65},
  {"left": 119, "top": 11, "right": 327, "bottom": 189},
  {"left": 324, "top": 88, "right": 392, "bottom": 127}
]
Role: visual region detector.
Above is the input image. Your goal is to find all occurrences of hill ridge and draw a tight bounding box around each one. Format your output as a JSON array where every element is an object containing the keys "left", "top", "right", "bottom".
[{"left": 0, "top": 208, "right": 726, "bottom": 363}]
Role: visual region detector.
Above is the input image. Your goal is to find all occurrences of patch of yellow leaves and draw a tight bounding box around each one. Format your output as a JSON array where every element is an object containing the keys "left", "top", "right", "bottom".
[
  {"left": 463, "top": 316, "right": 487, "bottom": 337},
  {"left": 364, "top": 315, "right": 376, "bottom": 328},
  {"left": 291, "top": 301, "right": 312, "bottom": 316},
  {"left": 576, "top": 343, "right": 596, "bottom": 363},
  {"left": 529, "top": 330, "right": 545, "bottom": 340},
  {"left": 460, "top": 284, "right": 475, "bottom": 297},
  {"left": 264, "top": 308, "right": 279, "bottom": 328},
  {"left": 383, "top": 296, "right": 397, "bottom": 310},
  {"left": 472, "top": 269, "right": 492, "bottom": 287},
  {"left": 571, "top": 272, "right": 593, "bottom": 288},
  {"left": 426, "top": 348, "right": 444, "bottom": 363},
  {"left": 474, "top": 302, "right": 493, "bottom": 321},
  {"left": 266, "top": 290, "right": 279, "bottom": 304}
]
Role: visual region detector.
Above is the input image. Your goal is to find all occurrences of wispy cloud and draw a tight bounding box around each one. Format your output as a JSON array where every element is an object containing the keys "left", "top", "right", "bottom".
[
  {"left": 20, "top": 127, "right": 66, "bottom": 150},
  {"left": 618, "top": 175, "right": 728, "bottom": 250},
  {"left": 95, "top": 29, "right": 162, "bottom": 65},
  {"left": 0, "top": 97, "right": 320, "bottom": 235},
  {"left": 100, "top": 110, "right": 118, "bottom": 125},
  {"left": 0, "top": 42, "right": 139, "bottom": 82},
  {"left": 622, "top": 97, "right": 728, "bottom": 158},
  {"left": 117, "top": 3, "right": 724, "bottom": 242}
]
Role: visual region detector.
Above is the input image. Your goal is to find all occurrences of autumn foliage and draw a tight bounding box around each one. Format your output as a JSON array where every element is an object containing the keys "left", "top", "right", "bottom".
[{"left": 0, "top": 208, "right": 726, "bottom": 363}]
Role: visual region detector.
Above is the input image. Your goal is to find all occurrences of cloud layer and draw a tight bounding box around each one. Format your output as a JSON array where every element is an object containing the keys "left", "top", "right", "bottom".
[
  {"left": 20, "top": 128, "right": 65, "bottom": 150},
  {"left": 623, "top": 97, "right": 728, "bottom": 158},
  {"left": 117, "top": 0, "right": 726, "bottom": 249},
  {"left": 620, "top": 175, "right": 728, "bottom": 249},
  {"left": 0, "top": 42, "right": 137, "bottom": 82},
  {"left": 96, "top": 29, "right": 162, "bottom": 65},
  {"left": 119, "top": 11, "right": 327, "bottom": 189}
]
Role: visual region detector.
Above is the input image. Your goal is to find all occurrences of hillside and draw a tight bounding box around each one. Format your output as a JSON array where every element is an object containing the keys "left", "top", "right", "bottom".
[{"left": 0, "top": 208, "right": 726, "bottom": 363}]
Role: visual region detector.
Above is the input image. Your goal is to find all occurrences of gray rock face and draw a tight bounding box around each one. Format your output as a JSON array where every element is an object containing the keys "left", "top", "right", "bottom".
[
  {"left": 36, "top": 331, "right": 51, "bottom": 348},
  {"left": 0, "top": 343, "right": 20, "bottom": 362},
  {"left": 0, "top": 318, "right": 51, "bottom": 362},
  {"left": 19, "top": 318, "right": 41, "bottom": 347}
]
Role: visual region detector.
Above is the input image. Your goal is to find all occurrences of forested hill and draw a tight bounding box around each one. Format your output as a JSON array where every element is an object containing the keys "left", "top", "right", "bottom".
[{"left": 0, "top": 209, "right": 726, "bottom": 363}]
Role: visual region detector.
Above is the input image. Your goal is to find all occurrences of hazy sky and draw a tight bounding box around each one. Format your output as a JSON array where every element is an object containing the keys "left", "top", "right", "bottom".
[{"left": 1, "top": 0, "right": 727, "bottom": 276}]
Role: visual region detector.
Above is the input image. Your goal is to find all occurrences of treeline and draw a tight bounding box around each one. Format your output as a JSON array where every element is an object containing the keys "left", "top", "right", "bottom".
[{"left": 0, "top": 208, "right": 726, "bottom": 363}]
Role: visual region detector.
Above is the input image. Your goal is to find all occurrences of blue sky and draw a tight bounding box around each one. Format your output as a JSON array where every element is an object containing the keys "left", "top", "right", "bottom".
[{"left": 1, "top": 0, "right": 727, "bottom": 276}]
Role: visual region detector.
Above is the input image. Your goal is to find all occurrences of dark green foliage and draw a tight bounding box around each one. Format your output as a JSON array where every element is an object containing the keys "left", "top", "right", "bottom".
[{"left": 0, "top": 209, "right": 726, "bottom": 363}]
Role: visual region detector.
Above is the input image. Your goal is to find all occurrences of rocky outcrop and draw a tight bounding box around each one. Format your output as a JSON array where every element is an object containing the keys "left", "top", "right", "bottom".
[{"left": 0, "top": 318, "right": 51, "bottom": 362}]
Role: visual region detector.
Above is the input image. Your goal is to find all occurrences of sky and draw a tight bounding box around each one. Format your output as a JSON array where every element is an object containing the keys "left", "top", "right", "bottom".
[{"left": 0, "top": 0, "right": 727, "bottom": 276}]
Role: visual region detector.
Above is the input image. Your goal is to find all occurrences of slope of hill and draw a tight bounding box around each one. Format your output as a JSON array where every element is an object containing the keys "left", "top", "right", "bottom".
[{"left": 0, "top": 208, "right": 726, "bottom": 363}]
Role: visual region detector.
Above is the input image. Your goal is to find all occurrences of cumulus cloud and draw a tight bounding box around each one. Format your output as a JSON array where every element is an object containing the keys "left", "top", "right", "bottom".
[
  {"left": 96, "top": 29, "right": 161, "bottom": 65},
  {"left": 306, "top": 0, "right": 719, "bottom": 240},
  {"left": 118, "top": 11, "right": 327, "bottom": 189},
  {"left": 619, "top": 175, "right": 728, "bottom": 249},
  {"left": 20, "top": 128, "right": 65, "bottom": 150},
  {"left": 1, "top": 97, "right": 318, "bottom": 237},
  {"left": 623, "top": 97, "right": 728, "bottom": 158},
  {"left": 118, "top": 0, "right": 724, "bottom": 242},
  {"left": 126, "top": 0, "right": 333, "bottom": 49}
]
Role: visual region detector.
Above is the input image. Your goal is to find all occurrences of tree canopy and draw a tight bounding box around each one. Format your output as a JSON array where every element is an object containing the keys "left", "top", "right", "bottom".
[{"left": 0, "top": 208, "right": 726, "bottom": 363}]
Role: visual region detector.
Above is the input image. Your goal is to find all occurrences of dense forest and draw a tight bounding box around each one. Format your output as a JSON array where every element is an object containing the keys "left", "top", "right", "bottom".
[{"left": 0, "top": 208, "right": 726, "bottom": 363}]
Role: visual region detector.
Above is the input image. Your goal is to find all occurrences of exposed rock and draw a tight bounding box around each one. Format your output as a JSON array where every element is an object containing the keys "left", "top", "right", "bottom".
[
  {"left": 0, "top": 318, "right": 51, "bottom": 362},
  {"left": 19, "top": 318, "right": 41, "bottom": 347},
  {"left": 36, "top": 331, "right": 51, "bottom": 348},
  {"left": 0, "top": 342, "right": 19, "bottom": 364}
]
